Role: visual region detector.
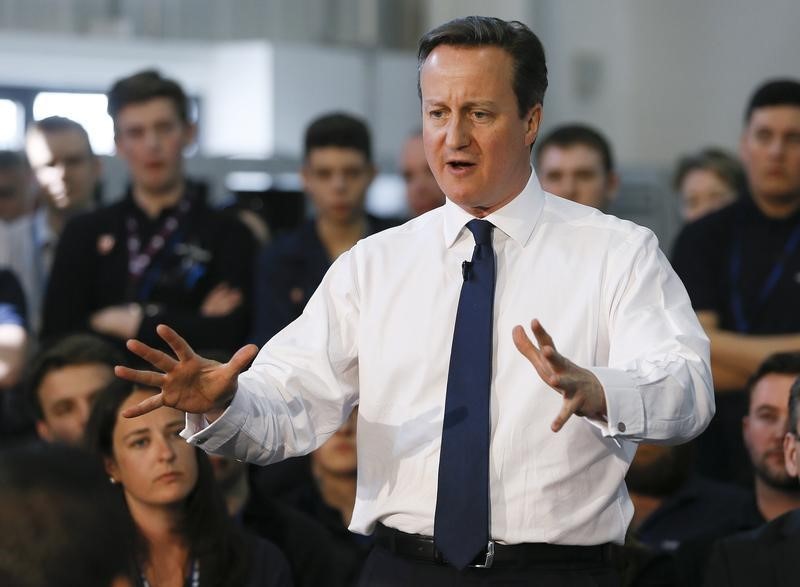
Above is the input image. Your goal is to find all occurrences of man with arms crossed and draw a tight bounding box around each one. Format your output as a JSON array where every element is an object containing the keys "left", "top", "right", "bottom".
[{"left": 119, "top": 17, "right": 713, "bottom": 586}]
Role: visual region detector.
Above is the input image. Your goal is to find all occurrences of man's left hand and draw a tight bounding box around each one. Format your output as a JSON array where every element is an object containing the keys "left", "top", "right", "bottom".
[{"left": 512, "top": 319, "right": 607, "bottom": 432}]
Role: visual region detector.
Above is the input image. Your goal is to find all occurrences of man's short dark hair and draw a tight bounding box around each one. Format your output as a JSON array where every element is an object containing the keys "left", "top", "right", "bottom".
[
  {"left": 789, "top": 376, "right": 800, "bottom": 435},
  {"left": 304, "top": 112, "right": 372, "bottom": 162},
  {"left": 107, "top": 69, "right": 190, "bottom": 127},
  {"left": 29, "top": 116, "right": 94, "bottom": 155},
  {"left": 417, "top": 16, "right": 548, "bottom": 117},
  {"left": 744, "top": 78, "right": 800, "bottom": 123},
  {"left": 672, "top": 147, "right": 746, "bottom": 195},
  {"left": 535, "top": 124, "right": 615, "bottom": 173},
  {"left": 745, "top": 352, "right": 800, "bottom": 409},
  {"left": 26, "top": 333, "right": 123, "bottom": 420}
]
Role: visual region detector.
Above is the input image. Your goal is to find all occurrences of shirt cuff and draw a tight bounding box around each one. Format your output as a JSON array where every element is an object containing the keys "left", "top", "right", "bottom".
[
  {"left": 180, "top": 389, "right": 249, "bottom": 452},
  {"left": 586, "top": 367, "right": 644, "bottom": 437}
]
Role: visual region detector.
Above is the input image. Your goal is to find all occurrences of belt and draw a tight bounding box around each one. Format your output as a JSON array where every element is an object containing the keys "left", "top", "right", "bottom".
[{"left": 374, "top": 523, "right": 611, "bottom": 569}]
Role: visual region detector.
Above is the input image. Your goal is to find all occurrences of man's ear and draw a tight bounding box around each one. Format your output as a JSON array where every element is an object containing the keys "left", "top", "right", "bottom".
[
  {"left": 35, "top": 419, "right": 54, "bottom": 443},
  {"left": 524, "top": 104, "right": 543, "bottom": 147},
  {"left": 785, "top": 432, "right": 799, "bottom": 478}
]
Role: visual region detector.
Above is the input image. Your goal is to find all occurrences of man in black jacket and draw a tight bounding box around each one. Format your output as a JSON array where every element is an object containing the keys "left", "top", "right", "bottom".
[
  {"left": 42, "top": 70, "right": 255, "bottom": 355},
  {"left": 704, "top": 375, "right": 800, "bottom": 586}
]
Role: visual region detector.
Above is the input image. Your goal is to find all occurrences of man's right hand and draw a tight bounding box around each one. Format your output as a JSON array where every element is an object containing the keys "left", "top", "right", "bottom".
[{"left": 115, "top": 323, "right": 259, "bottom": 420}]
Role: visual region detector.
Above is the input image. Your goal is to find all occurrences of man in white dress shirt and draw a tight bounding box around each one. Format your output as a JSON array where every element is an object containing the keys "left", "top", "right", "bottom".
[{"left": 118, "top": 16, "right": 714, "bottom": 586}]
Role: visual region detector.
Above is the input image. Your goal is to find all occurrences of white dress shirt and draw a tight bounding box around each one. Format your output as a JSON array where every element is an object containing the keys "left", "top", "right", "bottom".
[{"left": 184, "top": 170, "right": 714, "bottom": 546}]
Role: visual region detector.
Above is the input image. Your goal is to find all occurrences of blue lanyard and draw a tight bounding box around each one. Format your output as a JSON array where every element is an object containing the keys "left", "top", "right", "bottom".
[{"left": 729, "top": 213, "right": 800, "bottom": 333}]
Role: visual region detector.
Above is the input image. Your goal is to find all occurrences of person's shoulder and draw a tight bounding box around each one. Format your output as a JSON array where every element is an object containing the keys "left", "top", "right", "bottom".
[
  {"left": 722, "top": 508, "right": 800, "bottom": 547},
  {"left": 62, "top": 200, "right": 126, "bottom": 237},
  {"left": 360, "top": 207, "right": 443, "bottom": 245},
  {"left": 542, "top": 193, "right": 657, "bottom": 251},
  {"left": 262, "top": 220, "right": 319, "bottom": 259},
  {"left": 675, "top": 199, "right": 741, "bottom": 242}
]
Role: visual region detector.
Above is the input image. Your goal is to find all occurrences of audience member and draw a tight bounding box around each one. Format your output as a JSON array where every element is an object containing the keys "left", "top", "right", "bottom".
[
  {"left": 26, "top": 333, "right": 121, "bottom": 445},
  {"left": 251, "top": 112, "right": 397, "bottom": 346},
  {"left": 284, "top": 407, "right": 372, "bottom": 576},
  {"left": 671, "top": 78, "right": 800, "bottom": 483},
  {"left": 41, "top": 70, "right": 256, "bottom": 355},
  {"left": 673, "top": 147, "right": 744, "bottom": 223},
  {"left": 704, "top": 374, "right": 800, "bottom": 586},
  {"left": 741, "top": 353, "right": 800, "bottom": 519},
  {"left": 400, "top": 129, "right": 445, "bottom": 217},
  {"left": 535, "top": 123, "right": 619, "bottom": 211},
  {"left": 0, "top": 150, "right": 32, "bottom": 223},
  {"left": 210, "top": 454, "right": 358, "bottom": 587},
  {"left": 85, "top": 379, "right": 292, "bottom": 587},
  {"left": 9, "top": 116, "right": 103, "bottom": 333},
  {"left": 0, "top": 442, "right": 134, "bottom": 587}
]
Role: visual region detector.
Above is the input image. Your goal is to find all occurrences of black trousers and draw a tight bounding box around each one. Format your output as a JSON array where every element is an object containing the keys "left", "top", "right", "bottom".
[{"left": 358, "top": 544, "right": 621, "bottom": 586}]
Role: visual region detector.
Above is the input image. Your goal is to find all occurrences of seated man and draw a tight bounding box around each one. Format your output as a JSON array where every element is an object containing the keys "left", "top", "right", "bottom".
[
  {"left": 26, "top": 333, "right": 121, "bottom": 445},
  {"left": 704, "top": 374, "right": 800, "bottom": 586},
  {"left": 400, "top": 129, "right": 446, "bottom": 217},
  {"left": 535, "top": 123, "right": 619, "bottom": 212}
]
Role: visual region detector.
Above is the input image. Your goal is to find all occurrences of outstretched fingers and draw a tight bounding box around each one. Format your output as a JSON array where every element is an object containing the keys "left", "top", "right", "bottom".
[
  {"left": 126, "top": 339, "right": 177, "bottom": 372},
  {"left": 551, "top": 395, "right": 582, "bottom": 432},
  {"left": 156, "top": 324, "right": 194, "bottom": 362},
  {"left": 512, "top": 325, "right": 556, "bottom": 383},
  {"left": 227, "top": 344, "right": 259, "bottom": 375},
  {"left": 120, "top": 391, "right": 165, "bottom": 418},
  {"left": 115, "top": 365, "right": 166, "bottom": 388}
]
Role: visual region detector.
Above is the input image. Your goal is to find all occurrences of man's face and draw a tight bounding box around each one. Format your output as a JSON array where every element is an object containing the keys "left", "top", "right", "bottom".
[
  {"left": 26, "top": 128, "right": 100, "bottom": 213},
  {"left": 302, "top": 146, "right": 374, "bottom": 225},
  {"left": 740, "top": 105, "right": 800, "bottom": 205},
  {"left": 114, "top": 97, "right": 194, "bottom": 196},
  {"left": 401, "top": 134, "right": 445, "bottom": 217},
  {"left": 785, "top": 420, "right": 800, "bottom": 481},
  {"left": 743, "top": 373, "right": 798, "bottom": 490},
  {"left": 538, "top": 144, "right": 617, "bottom": 211},
  {"left": 35, "top": 363, "right": 114, "bottom": 445},
  {"left": 420, "top": 45, "right": 540, "bottom": 216},
  {"left": 679, "top": 168, "right": 737, "bottom": 223},
  {"left": 0, "top": 167, "right": 31, "bottom": 222}
]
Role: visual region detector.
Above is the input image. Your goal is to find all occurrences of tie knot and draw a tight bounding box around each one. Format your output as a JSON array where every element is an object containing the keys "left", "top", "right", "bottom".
[{"left": 466, "top": 219, "right": 493, "bottom": 247}]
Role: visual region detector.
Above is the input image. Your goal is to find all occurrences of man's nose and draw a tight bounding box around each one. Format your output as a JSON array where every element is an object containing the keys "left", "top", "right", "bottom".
[{"left": 444, "top": 116, "right": 470, "bottom": 150}]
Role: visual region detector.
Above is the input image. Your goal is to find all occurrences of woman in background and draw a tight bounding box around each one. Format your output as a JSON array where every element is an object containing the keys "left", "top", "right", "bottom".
[
  {"left": 85, "top": 379, "right": 292, "bottom": 587},
  {"left": 673, "top": 147, "right": 746, "bottom": 223}
]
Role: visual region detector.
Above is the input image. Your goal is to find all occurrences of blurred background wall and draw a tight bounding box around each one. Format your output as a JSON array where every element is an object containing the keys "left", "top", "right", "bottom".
[{"left": 1, "top": 0, "right": 799, "bottom": 246}]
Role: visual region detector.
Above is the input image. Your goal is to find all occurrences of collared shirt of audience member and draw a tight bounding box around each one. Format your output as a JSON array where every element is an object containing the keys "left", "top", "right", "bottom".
[
  {"left": 25, "top": 333, "right": 121, "bottom": 445},
  {"left": 85, "top": 379, "right": 292, "bottom": 587},
  {"left": 535, "top": 123, "right": 620, "bottom": 212},
  {"left": 41, "top": 70, "right": 256, "bottom": 355},
  {"left": 400, "top": 129, "right": 446, "bottom": 217},
  {"left": 250, "top": 112, "right": 398, "bottom": 346},
  {"left": 704, "top": 373, "right": 800, "bottom": 586},
  {"left": 118, "top": 16, "right": 713, "bottom": 586},
  {"left": 673, "top": 147, "right": 745, "bottom": 223}
]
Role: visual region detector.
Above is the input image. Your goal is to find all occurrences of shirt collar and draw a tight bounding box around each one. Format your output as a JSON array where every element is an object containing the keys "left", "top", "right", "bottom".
[{"left": 442, "top": 167, "right": 545, "bottom": 248}]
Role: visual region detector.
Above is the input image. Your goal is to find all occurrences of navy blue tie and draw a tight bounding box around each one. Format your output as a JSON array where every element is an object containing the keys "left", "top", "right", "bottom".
[{"left": 434, "top": 219, "right": 495, "bottom": 570}]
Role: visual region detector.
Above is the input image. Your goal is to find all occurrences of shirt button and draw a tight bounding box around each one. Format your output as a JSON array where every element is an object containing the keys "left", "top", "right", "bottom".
[{"left": 617, "top": 422, "right": 626, "bottom": 433}]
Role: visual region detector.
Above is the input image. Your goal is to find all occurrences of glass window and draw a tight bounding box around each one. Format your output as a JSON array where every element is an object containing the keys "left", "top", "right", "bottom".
[
  {"left": 33, "top": 92, "right": 115, "bottom": 155},
  {"left": 0, "top": 99, "right": 23, "bottom": 149}
]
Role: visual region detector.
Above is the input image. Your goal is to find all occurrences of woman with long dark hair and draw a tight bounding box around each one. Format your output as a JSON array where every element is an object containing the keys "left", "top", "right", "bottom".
[{"left": 85, "top": 379, "right": 292, "bottom": 587}]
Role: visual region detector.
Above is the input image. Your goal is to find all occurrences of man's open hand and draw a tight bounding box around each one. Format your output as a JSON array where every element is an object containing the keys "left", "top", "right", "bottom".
[
  {"left": 512, "top": 319, "right": 607, "bottom": 432},
  {"left": 114, "top": 324, "right": 258, "bottom": 420}
]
